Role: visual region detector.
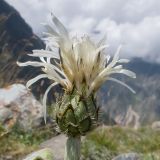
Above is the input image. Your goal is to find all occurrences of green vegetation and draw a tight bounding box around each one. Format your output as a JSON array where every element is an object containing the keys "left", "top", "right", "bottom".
[
  {"left": 0, "top": 124, "right": 160, "bottom": 160},
  {"left": 0, "top": 124, "right": 56, "bottom": 159},
  {"left": 81, "top": 126, "right": 160, "bottom": 160}
]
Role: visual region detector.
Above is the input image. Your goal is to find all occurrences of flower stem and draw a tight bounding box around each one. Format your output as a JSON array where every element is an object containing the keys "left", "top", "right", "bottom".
[{"left": 64, "top": 136, "right": 81, "bottom": 160}]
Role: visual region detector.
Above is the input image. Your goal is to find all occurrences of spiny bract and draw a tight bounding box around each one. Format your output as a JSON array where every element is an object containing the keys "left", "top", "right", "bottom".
[{"left": 55, "top": 91, "right": 98, "bottom": 136}]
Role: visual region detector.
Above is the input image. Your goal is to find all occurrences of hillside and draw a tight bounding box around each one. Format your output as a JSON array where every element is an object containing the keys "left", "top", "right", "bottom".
[
  {"left": 99, "top": 58, "right": 160, "bottom": 125},
  {"left": 0, "top": 0, "right": 48, "bottom": 98}
]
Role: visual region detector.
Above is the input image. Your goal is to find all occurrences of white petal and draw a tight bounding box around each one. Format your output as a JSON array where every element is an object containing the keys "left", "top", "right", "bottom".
[
  {"left": 32, "top": 50, "right": 59, "bottom": 59},
  {"left": 42, "top": 32, "right": 53, "bottom": 37},
  {"left": 106, "top": 55, "right": 111, "bottom": 63},
  {"left": 107, "top": 77, "right": 136, "bottom": 93},
  {"left": 95, "top": 45, "right": 109, "bottom": 53},
  {"left": 107, "top": 45, "right": 122, "bottom": 68},
  {"left": 104, "top": 69, "right": 136, "bottom": 78},
  {"left": 52, "top": 65, "right": 66, "bottom": 78},
  {"left": 17, "top": 61, "right": 44, "bottom": 67},
  {"left": 119, "top": 69, "right": 136, "bottom": 78},
  {"left": 26, "top": 74, "right": 48, "bottom": 88},
  {"left": 40, "top": 57, "right": 46, "bottom": 63},
  {"left": 43, "top": 82, "right": 58, "bottom": 124},
  {"left": 97, "top": 35, "right": 107, "bottom": 47},
  {"left": 118, "top": 59, "right": 130, "bottom": 63},
  {"left": 47, "top": 58, "right": 51, "bottom": 63},
  {"left": 51, "top": 13, "right": 68, "bottom": 36},
  {"left": 17, "top": 61, "right": 62, "bottom": 78},
  {"left": 43, "top": 62, "right": 66, "bottom": 79},
  {"left": 43, "top": 23, "right": 59, "bottom": 36},
  {"left": 113, "top": 65, "right": 123, "bottom": 70}
]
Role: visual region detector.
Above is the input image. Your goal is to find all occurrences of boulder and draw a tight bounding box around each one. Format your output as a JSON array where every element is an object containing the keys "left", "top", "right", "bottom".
[
  {"left": 112, "top": 153, "right": 140, "bottom": 160},
  {"left": 0, "top": 84, "right": 43, "bottom": 130},
  {"left": 151, "top": 121, "right": 160, "bottom": 130},
  {"left": 0, "top": 107, "right": 13, "bottom": 123}
]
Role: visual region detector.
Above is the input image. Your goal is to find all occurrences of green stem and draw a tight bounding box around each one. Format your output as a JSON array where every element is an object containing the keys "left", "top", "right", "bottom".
[{"left": 64, "top": 136, "right": 81, "bottom": 160}]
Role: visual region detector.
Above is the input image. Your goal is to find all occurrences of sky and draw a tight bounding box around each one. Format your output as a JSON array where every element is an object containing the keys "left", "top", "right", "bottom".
[{"left": 6, "top": 0, "right": 160, "bottom": 63}]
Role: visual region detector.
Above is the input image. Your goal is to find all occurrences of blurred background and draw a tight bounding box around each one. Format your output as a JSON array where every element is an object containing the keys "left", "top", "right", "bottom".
[{"left": 0, "top": 0, "right": 160, "bottom": 159}]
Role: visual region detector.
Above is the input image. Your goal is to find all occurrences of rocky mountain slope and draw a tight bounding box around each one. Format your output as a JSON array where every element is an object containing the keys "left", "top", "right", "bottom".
[
  {"left": 0, "top": 0, "right": 50, "bottom": 98},
  {"left": 99, "top": 58, "right": 160, "bottom": 125}
]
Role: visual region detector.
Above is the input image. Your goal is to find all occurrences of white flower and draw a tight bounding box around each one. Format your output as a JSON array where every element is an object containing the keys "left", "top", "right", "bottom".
[{"left": 17, "top": 14, "right": 136, "bottom": 122}]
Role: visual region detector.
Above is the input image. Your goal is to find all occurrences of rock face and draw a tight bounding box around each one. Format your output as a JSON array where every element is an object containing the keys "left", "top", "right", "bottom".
[
  {"left": 114, "top": 106, "right": 140, "bottom": 129},
  {"left": 0, "top": 0, "right": 48, "bottom": 98},
  {"left": 0, "top": 84, "right": 43, "bottom": 130},
  {"left": 100, "top": 59, "right": 160, "bottom": 126}
]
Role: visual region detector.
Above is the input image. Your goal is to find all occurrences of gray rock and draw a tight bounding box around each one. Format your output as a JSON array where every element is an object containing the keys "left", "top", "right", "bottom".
[
  {"left": 112, "top": 153, "right": 140, "bottom": 160},
  {"left": 0, "top": 107, "right": 13, "bottom": 123},
  {"left": 0, "top": 84, "right": 43, "bottom": 130},
  {"left": 152, "top": 121, "right": 160, "bottom": 130}
]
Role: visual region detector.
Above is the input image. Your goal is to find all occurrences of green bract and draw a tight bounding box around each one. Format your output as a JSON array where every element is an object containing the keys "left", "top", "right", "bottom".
[{"left": 56, "top": 91, "right": 98, "bottom": 136}]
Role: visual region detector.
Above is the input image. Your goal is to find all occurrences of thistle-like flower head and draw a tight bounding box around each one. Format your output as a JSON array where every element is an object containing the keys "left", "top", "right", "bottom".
[{"left": 17, "top": 14, "right": 136, "bottom": 123}]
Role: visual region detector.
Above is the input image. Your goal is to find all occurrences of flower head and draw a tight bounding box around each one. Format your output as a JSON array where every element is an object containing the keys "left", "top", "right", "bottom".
[{"left": 17, "top": 14, "right": 136, "bottom": 122}]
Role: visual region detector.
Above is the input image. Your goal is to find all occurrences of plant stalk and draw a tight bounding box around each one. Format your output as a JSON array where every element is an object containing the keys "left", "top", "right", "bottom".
[{"left": 64, "top": 136, "right": 81, "bottom": 160}]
